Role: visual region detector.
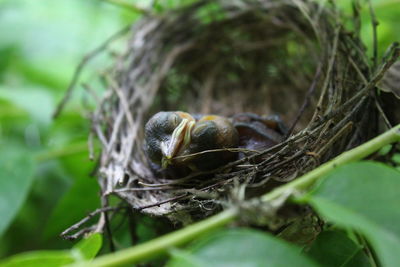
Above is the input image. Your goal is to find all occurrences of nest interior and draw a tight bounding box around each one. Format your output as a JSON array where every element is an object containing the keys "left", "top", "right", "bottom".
[{"left": 86, "top": 0, "right": 396, "bottom": 224}]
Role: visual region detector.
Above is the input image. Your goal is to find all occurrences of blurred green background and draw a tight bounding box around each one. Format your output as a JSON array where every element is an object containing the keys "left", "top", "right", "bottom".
[{"left": 0, "top": 0, "right": 399, "bottom": 259}]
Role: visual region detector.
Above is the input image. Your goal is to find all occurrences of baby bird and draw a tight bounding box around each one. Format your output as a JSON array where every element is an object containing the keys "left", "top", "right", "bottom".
[{"left": 144, "top": 111, "right": 239, "bottom": 176}]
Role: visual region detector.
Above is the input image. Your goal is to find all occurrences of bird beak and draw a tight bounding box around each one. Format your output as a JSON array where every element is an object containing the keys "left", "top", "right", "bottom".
[{"left": 161, "top": 118, "right": 195, "bottom": 168}]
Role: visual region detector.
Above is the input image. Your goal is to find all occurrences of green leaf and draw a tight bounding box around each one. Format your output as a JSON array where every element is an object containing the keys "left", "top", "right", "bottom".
[
  {"left": 303, "top": 161, "right": 400, "bottom": 267},
  {"left": 0, "top": 145, "right": 35, "bottom": 237},
  {"left": 168, "top": 249, "right": 204, "bottom": 267},
  {"left": 0, "top": 251, "right": 74, "bottom": 267},
  {"left": 167, "top": 229, "right": 319, "bottom": 267},
  {"left": 73, "top": 233, "right": 103, "bottom": 260},
  {"left": 43, "top": 171, "right": 100, "bottom": 240},
  {"left": 0, "top": 87, "right": 54, "bottom": 125},
  {"left": 307, "top": 230, "right": 371, "bottom": 267},
  {"left": 0, "top": 0, "right": 130, "bottom": 90},
  {"left": 0, "top": 234, "right": 102, "bottom": 267}
]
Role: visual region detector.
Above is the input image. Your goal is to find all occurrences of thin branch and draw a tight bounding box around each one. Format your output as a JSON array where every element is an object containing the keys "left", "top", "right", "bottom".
[
  {"left": 316, "top": 121, "right": 353, "bottom": 156},
  {"left": 104, "top": 210, "right": 116, "bottom": 252},
  {"left": 65, "top": 226, "right": 97, "bottom": 241},
  {"left": 110, "top": 187, "right": 175, "bottom": 193},
  {"left": 368, "top": 0, "right": 378, "bottom": 70},
  {"left": 285, "top": 63, "right": 322, "bottom": 139},
  {"left": 60, "top": 206, "right": 125, "bottom": 240},
  {"left": 173, "top": 147, "right": 259, "bottom": 160},
  {"left": 53, "top": 26, "right": 130, "bottom": 119},
  {"left": 309, "top": 26, "right": 340, "bottom": 123},
  {"left": 374, "top": 97, "right": 393, "bottom": 129},
  {"left": 137, "top": 194, "right": 189, "bottom": 211},
  {"left": 106, "top": 75, "right": 136, "bottom": 130}
]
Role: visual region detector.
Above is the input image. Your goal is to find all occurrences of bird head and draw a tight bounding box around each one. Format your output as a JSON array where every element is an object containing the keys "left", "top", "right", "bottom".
[
  {"left": 159, "top": 112, "right": 196, "bottom": 168},
  {"left": 145, "top": 111, "right": 196, "bottom": 169}
]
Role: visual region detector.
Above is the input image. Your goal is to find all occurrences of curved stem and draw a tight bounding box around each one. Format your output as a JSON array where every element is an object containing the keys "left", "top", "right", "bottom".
[
  {"left": 72, "top": 209, "right": 238, "bottom": 267},
  {"left": 74, "top": 124, "right": 400, "bottom": 267}
]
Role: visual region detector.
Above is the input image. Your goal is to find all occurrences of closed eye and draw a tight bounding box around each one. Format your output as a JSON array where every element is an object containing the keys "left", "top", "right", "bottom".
[{"left": 173, "top": 114, "right": 179, "bottom": 125}]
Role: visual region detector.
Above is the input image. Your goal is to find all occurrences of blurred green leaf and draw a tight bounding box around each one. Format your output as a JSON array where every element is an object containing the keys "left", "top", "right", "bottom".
[
  {"left": 43, "top": 164, "right": 100, "bottom": 240},
  {"left": 0, "top": 0, "right": 130, "bottom": 90},
  {"left": 0, "top": 233, "right": 102, "bottom": 266},
  {"left": 0, "top": 99, "right": 29, "bottom": 121},
  {"left": 0, "top": 160, "right": 80, "bottom": 257},
  {"left": 168, "top": 249, "right": 203, "bottom": 267},
  {"left": 167, "top": 229, "right": 318, "bottom": 267},
  {"left": 303, "top": 161, "right": 400, "bottom": 267},
  {"left": 307, "top": 230, "right": 371, "bottom": 267},
  {"left": 0, "top": 145, "right": 35, "bottom": 237},
  {"left": 0, "top": 87, "right": 54, "bottom": 125},
  {"left": 73, "top": 233, "right": 103, "bottom": 260},
  {"left": 0, "top": 250, "right": 75, "bottom": 267}
]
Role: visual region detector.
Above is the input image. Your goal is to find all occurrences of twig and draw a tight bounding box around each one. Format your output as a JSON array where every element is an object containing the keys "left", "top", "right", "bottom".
[
  {"left": 88, "top": 132, "right": 95, "bottom": 161},
  {"left": 100, "top": 191, "right": 116, "bottom": 252},
  {"left": 285, "top": 63, "right": 322, "bottom": 139},
  {"left": 60, "top": 206, "right": 125, "bottom": 240},
  {"left": 173, "top": 147, "right": 259, "bottom": 160},
  {"left": 309, "top": 26, "right": 340, "bottom": 123},
  {"left": 106, "top": 75, "right": 136, "bottom": 130},
  {"left": 65, "top": 226, "right": 97, "bottom": 241},
  {"left": 348, "top": 55, "right": 368, "bottom": 85},
  {"left": 368, "top": 0, "right": 378, "bottom": 70},
  {"left": 104, "top": 111, "right": 125, "bottom": 158},
  {"left": 382, "top": 42, "right": 400, "bottom": 63},
  {"left": 316, "top": 121, "right": 353, "bottom": 156},
  {"left": 374, "top": 97, "right": 393, "bottom": 129},
  {"left": 127, "top": 210, "right": 139, "bottom": 246},
  {"left": 53, "top": 26, "right": 130, "bottom": 119},
  {"left": 343, "top": 35, "right": 371, "bottom": 73},
  {"left": 104, "top": 210, "right": 115, "bottom": 252},
  {"left": 261, "top": 149, "right": 306, "bottom": 174},
  {"left": 82, "top": 83, "right": 102, "bottom": 106},
  {"left": 137, "top": 194, "right": 189, "bottom": 210},
  {"left": 110, "top": 187, "right": 175, "bottom": 193}
]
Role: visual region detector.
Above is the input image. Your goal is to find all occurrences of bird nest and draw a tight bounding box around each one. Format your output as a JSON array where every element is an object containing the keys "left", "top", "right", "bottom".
[{"left": 65, "top": 0, "right": 399, "bottom": 227}]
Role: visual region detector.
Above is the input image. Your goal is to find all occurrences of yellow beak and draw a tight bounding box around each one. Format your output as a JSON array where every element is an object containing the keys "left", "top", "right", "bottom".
[{"left": 161, "top": 118, "right": 195, "bottom": 168}]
